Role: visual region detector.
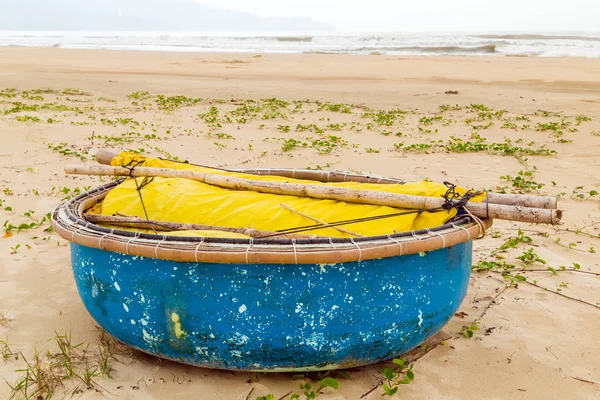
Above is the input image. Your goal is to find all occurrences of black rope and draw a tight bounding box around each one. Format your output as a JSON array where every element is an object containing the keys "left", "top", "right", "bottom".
[
  {"left": 123, "top": 163, "right": 158, "bottom": 234},
  {"left": 258, "top": 207, "right": 447, "bottom": 238},
  {"left": 441, "top": 181, "right": 481, "bottom": 212},
  {"left": 270, "top": 181, "right": 480, "bottom": 237}
]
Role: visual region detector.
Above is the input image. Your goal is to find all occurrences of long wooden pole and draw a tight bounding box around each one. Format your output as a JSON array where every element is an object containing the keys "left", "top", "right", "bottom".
[
  {"left": 93, "top": 149, "right": 557, "bottom": 209},
  {"left": 66, "top": 164, "right": 562, "bottom": 225},
  {"left": 83, "top": 214, "right": 318, "bottom": 239}
]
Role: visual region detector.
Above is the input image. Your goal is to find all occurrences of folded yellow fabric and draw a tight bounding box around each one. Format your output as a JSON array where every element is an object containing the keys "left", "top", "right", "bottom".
[{"left": 91, "top": 152, "right": 483, "bottom": 238}]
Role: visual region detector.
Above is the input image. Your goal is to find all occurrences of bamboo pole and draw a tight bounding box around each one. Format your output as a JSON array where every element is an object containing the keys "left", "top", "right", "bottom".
[
  {"left": 93, "top": 149, "right": 557, "bottom": 209},
  {"left": 95, "top": 149, "right": 116, "bottom": 166},
  {"left": 66, "top": 163, "right": 562, "bottom": 225},
  {"left": 487, "top": 193, "right": 556, "bottom": 209},
  {"left": 83, "top": 214, "right": 318, "bottom": 239}
]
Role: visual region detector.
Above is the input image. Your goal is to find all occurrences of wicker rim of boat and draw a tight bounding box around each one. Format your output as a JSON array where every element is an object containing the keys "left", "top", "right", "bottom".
[{"left": 52, "top": 170, "right": 492, "bottom": 265}]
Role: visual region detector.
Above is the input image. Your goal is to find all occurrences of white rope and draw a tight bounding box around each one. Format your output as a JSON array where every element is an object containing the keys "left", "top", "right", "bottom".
[
  {"left": 292, "top": 239, "right": 298, "bottom": 265},
  {"left": 98, "top": 230, "right": 114, "bottom": 250},
  {"left": 125, "top": 237, "right": 133, "bottom": 255},
  {"left": 463, "top": 208, "right": 487, "bottom": 239},
  {"left": 245, "top": 238, "right": 254, "bottom": 264},
  {"left": 411, "top": 230, "right": 426, "bottom": 241},
  {"left": 125, "top": 233, "right": 140, "bottom": 255},
  {"left": 194, "top": 237, "right": 205, "bottom": 263},
  {"left": 387, "top": 235, "right": 404, "bottom": 256},
  {"left": 452, "top": 223, "right": 471, "bottom": 241},
  {"left": 350, "top": 238, "right": 362, "bottom": 262},
  {"left": 427, "top": 229, "right": 447, "bottom": 248},
  {"left": 155, "top": 236, "right": 167, "bottom": 259}
]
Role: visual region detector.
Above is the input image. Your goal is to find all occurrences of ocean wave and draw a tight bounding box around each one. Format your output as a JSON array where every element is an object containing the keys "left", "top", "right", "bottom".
[
  {"left": 303, "top": 51, "right": 338, "bottom": 55},
  {"left": 474, "top": 34, "right": 600, "bottom": 42},
  {"left": 275, "top": 35, "right": 313, "bottom": 42},
  {"left": 2, "top": 32, "right": 600, "bottom": 57},
  {"left": 355, "top": 44, "right": 497, "bottom": 54}
]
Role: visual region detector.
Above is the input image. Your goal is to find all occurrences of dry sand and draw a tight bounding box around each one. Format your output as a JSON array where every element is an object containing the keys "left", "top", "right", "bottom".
[{"left": 0, "top": 47, "right": 599, "bottom": 400}]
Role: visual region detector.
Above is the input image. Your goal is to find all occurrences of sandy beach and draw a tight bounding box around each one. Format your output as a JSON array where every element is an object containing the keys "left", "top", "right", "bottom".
[{"left": 0, "top": 47, "right": 599, "bottom": 400}]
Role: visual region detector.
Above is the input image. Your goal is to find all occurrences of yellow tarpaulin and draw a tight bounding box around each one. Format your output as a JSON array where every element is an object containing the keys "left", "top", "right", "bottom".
[{"left": 89, "top": 152, "right": 484, "bottom": 238}]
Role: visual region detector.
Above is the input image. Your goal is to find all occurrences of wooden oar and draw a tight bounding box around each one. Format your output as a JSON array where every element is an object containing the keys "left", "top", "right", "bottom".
[
  {"left": 94, "top": 149, "right": 557, "bottom": 210},
  {"left": 66, "top": 163, "right": 562, "bottom": 225}
]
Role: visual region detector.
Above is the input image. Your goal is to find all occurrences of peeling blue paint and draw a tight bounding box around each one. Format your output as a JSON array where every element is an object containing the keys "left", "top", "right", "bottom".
[{"left": 70, "top": 241, "right": 472, "bottom": 371}]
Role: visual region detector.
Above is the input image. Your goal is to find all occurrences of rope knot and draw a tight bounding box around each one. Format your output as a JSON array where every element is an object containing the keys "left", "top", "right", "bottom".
[
  {"left": 123, "top": 161, "right": 154, "bottom": 192},
  {"left": 442, "top": 181, "right": 480, "bottom": 211}
]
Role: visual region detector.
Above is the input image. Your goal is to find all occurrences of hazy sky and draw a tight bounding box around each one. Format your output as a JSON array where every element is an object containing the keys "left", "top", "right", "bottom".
[{"left": 192, "top": 0, "right": 600, "bottom": 32}]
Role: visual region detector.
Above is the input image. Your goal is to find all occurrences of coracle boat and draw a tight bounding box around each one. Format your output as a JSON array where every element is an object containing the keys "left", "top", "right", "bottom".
[{"left": 52, "top": 150, "right": 561, "bottom": 371}]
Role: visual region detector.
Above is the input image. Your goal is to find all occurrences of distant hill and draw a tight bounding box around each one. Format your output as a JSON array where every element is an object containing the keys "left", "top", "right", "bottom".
[{"left": 0, "top": 0, "right": 336, "bottom": 31}]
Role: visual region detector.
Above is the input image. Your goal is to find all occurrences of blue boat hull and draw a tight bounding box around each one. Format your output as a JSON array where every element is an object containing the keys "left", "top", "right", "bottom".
[{"left": 70, "top": 241, "right": 472, "bottom": 371}]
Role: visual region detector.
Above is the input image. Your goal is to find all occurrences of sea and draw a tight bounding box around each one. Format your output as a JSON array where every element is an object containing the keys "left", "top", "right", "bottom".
[{"left": 1, "top": 31, "right": 600, "bottom": 57}]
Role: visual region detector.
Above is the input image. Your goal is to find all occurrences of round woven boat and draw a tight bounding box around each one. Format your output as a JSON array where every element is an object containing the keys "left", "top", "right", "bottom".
[{"left": 52, "top": 168, "right": 491, "bottom": 371}]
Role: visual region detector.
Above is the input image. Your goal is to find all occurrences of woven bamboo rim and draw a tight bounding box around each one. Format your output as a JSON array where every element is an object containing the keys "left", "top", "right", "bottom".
[{"left": 52, "top": 179, "right": 492, "bottom": 264}]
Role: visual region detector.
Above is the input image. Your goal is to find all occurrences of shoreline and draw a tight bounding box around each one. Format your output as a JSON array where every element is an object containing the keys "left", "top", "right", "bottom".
[
  {"left": 4, "top": 44, "right": 600, "bottom": 59},
  {"left": 2, "top": 29, "right": 600, "bottom": 58},
  {"left": 5, "top": 43, "right": 600, "bottom": 59}
]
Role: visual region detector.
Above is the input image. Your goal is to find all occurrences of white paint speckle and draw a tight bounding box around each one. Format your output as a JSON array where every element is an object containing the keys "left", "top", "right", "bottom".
[
  {"left": 418, "top": 310, "right": 423, "bottom": 328},
  {"left": 239, "top": 304, "right": 247, "bottom": 313},
  {"left": 123, "top": 303, "right": 129, "bottom": 312},
  {"left": 142, "top": 329, "right": 160, "bottom": 345},
  {"left": 195, "top": 346, "right": 209, "bottom": 356},
  {"left": 130, "top": 320, "right": 136, "bottom": 325},
  {"left": 114, "top": 282, "right": 121, "bottom": 291}
]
